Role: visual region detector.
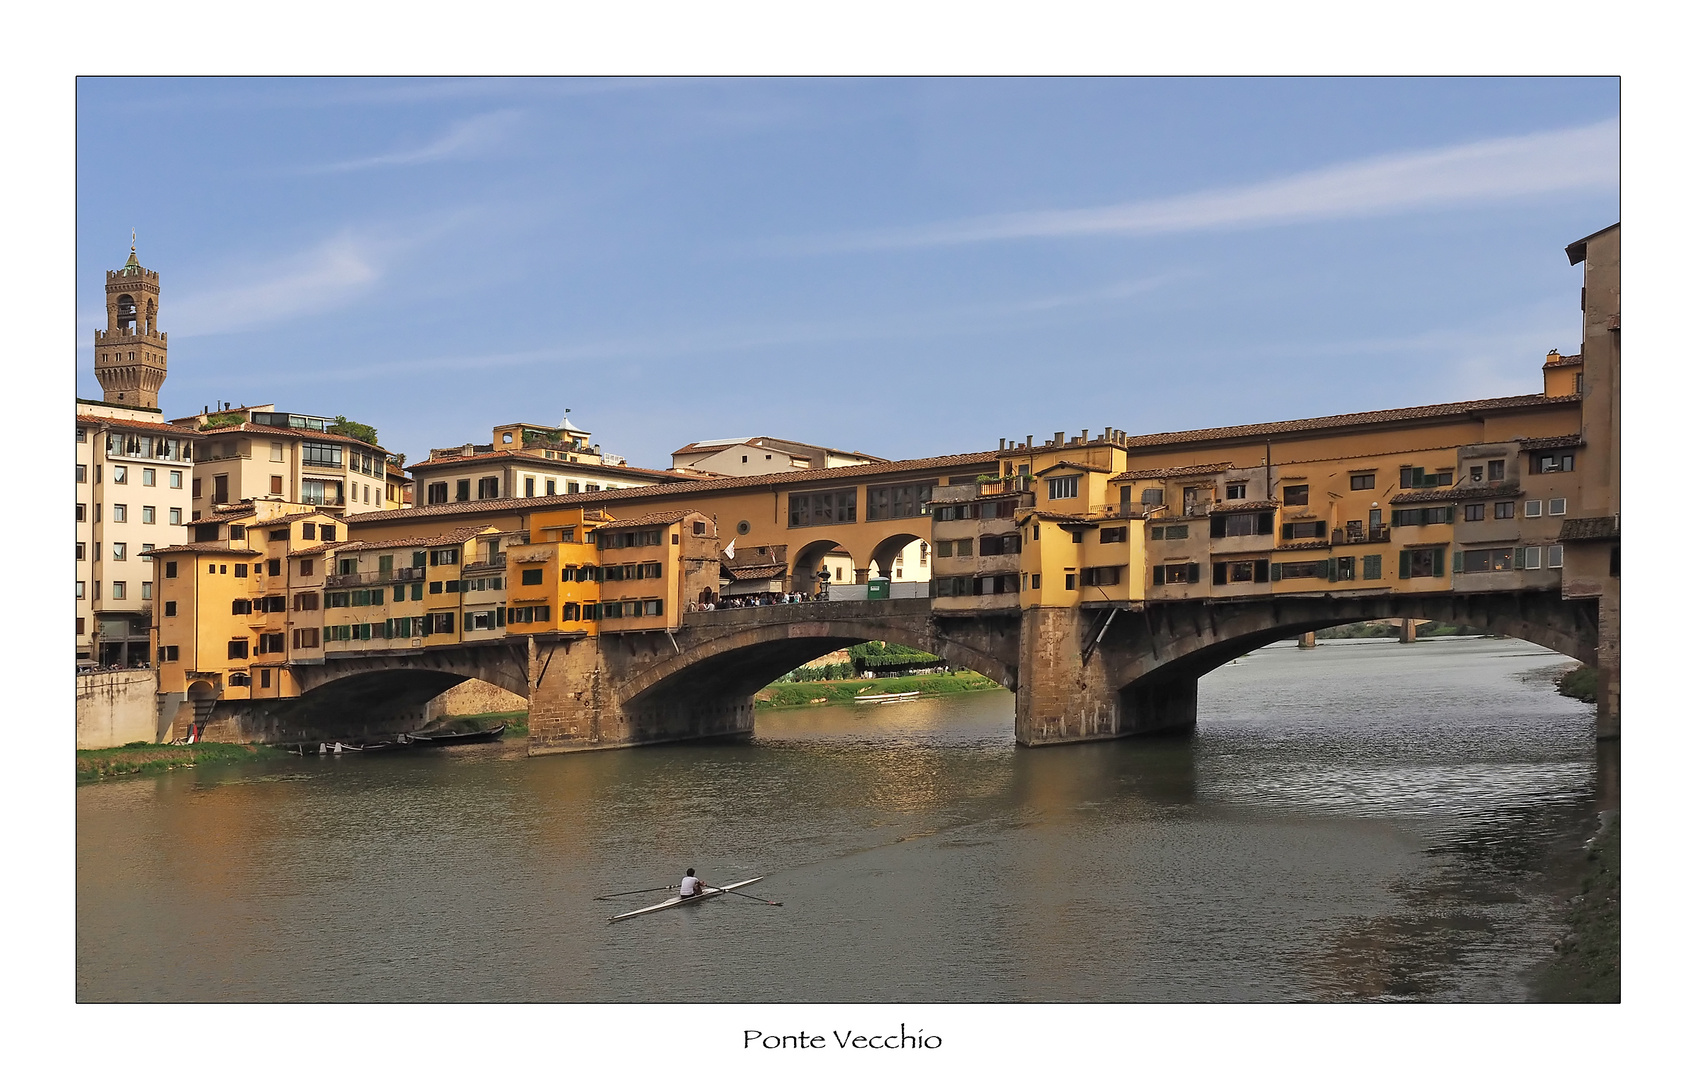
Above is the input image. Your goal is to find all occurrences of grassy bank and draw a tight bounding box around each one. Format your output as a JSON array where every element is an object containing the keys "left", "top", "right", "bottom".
[
  {"left": 1557, "top": 665, "right": 1599, "bottom": 703},
  {"left": 1534, "top": 813, "right": 1620, "bottom": 1002},
  {"left": 429, "top": 711, "right": 530, "bottom": 739},
  {"left": 756, "top": 671, "right": 1001, "bottom": 709},
  {"left": 76, "top": 742, "right": 287, "bottom": 783}
]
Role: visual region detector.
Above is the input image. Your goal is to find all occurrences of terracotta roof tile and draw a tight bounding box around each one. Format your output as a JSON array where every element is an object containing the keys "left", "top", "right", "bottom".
[
  {"left": 1275, "top": 541, "right": 1333, "bottom": 551},
  {"left": 1389, "top": 489, "right": 1458, "bottom": 505},
  {"left": 1558, "top": 516, "right": 1619, "bottom": 542},
  {"left": 343, "top": 450, "right": 998, "bottom": 526},
  {"left": 146, "top": 543, "right": 263, "bottom": 556},
  {"left": 1088, "top": 393, "right": 1581, "bottom": 452},
  {"left": 189, "top": 422, "right": 386, "bottom": 451},
  {"left": 592, "top": 509, "right": 702, "bottom": 531},
  {"left": 1111, "top": 462, "right": 1234, "bottom": 481},
  {"left": 76, "top": 413, "right": 207, "bottom": 436},
  {"left": 1543, "top": 353, "right": 1584, "bottom": 369},
  {"left": 409, "top": 448, "right": 689, "bottom": 482},
  {"left": 327, "top": 525, "right": 497, "bottom": 553},
  {"left": 726, "top": 564, "right": 786, "bottom": 581},
  {"left": 1211, "top": 500, "right": 1279, "bottom": 512},
  {"left": 1520, "top": 433, "right": 1584, "bottom": 451},
  {"left": 1447, "top": 481, "right": 1522, "bottom": 500},
  {"left": 1035, "top": 459, "right": 1116, "bottom": 475}
]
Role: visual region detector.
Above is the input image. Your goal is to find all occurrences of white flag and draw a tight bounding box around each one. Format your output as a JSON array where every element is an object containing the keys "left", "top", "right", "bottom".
[{"left": 723, "top": 539, "right": 735, "bottom": 560}]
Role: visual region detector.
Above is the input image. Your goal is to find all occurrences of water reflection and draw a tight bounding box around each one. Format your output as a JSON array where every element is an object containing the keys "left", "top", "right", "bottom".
[{"left": 78, "top": 636, "right": 1600, "bottom": 1002}]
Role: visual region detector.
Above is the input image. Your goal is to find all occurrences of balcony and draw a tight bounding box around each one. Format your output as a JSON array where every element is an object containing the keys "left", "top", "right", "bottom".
[
  {"left": 1334, "top": 526, "right": 1392, "bottom": 545},
  {"left": 324, "top": 566, "right": 426, "bottom": 589}
]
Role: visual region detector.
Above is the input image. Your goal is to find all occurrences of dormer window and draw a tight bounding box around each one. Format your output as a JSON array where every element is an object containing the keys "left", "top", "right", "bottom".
[{"left": 1226, "top": 482, "right": 1247, "bottom": 500}]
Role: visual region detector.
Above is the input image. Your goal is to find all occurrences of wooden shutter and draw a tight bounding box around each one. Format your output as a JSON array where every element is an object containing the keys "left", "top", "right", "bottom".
[
  {"left": 1187, "top": 562, "right": 1200, "bottom": 584},
  {"left": 1152, "top": 565, "right": 1165, "bottom": 585},
  {"left": 1327, "top": 558, "right": 1337, "bottom": 583},
  {"left": 1398, "top": 550, "right": 1411, "bottom": 578},
  {"left": 1269, "top": 563, "right": 1282, "bottom": 582},
  {"left": 1454, "top": 551, "right": 1465, "bottom": 574},
  {"left": 1434, "top": 549, "right": 1445, "bottom": 576},
  {"left": 1513, "top": 547, "right": 1526, "bottom": 570},
  {"left": 1210, "top": 515, "right": 1226, "bottom": 538}
]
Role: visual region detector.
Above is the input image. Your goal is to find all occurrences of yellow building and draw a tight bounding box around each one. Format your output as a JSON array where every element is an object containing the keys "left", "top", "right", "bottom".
[
  {"left": 151, "top": 502, "right": 346, "bottom": 725},
  {"left": 169, "top": 404, "right": 403, "bottom": 517},
  {"left": 317, "top": 525, "right": 503, "bottom": 653}
]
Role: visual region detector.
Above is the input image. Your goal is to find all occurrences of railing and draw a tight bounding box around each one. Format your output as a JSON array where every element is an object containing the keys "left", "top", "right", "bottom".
[
  {"left": 324, "top": 566, "right": 426, "bottom": 588},
  {"left": 1334, "top": 526, "right": 1391, "bottom": 545}
]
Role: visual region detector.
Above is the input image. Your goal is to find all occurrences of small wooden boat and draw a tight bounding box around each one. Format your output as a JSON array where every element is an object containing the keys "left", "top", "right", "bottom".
[
  {"left": 853, "top": 691, "right": 920, "bottom": 703},
  {"left": 609, "top": 877, "right": 764, "bottom": 922},
  {"left": 401, "top": 724, "right": 506, "bottom": 747}
]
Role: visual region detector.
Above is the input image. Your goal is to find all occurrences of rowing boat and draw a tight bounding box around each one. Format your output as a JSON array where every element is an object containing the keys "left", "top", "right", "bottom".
[
  {"left": 853, "top": 691, "right": 920, "bottom": 703},
  {"left": 608, "top": 876, "right": 764, "bottom": 922}
]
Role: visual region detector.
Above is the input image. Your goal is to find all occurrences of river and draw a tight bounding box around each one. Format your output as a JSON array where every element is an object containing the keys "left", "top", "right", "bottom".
[{"left": 76, "top": 635, "right": 1608, "bottom": 1002}]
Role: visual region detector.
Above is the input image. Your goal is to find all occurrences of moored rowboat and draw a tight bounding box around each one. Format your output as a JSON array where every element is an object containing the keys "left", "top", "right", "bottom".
[
  {"left": 609, "top": 877, "right": 764, "bottom": 922},
  {"left": 853, "top": 691, "right": 920, "bottom": 703}
]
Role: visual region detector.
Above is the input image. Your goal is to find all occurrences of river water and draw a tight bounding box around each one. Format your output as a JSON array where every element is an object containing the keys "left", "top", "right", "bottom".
[{"left": 76, "top": 636, "right": 1608, "bottom": 1002}]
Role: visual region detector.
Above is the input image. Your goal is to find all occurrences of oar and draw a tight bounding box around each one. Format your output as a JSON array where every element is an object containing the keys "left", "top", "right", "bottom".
[
  {"left": 716, "top": 887, "right": 782, "bottom": 907},
  {"left": 594, "top": 885, "right": 678, "bottom": 900}
]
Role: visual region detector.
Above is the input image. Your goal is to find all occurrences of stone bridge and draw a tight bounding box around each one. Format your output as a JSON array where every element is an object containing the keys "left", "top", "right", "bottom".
[{"left": 205, "top": 590, "right": 1599, "bottom": 749}]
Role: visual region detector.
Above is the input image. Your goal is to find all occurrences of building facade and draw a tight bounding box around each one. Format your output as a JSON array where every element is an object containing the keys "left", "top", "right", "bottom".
[
  {"left": 410, "top": 421, "right": 687, "bottom": 506},
  {"left": 670, "top": 436, "right": 886, "bottom": 477}
]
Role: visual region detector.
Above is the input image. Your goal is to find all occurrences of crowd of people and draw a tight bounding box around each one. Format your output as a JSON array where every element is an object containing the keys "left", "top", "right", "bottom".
[{"left": 686, "top": 590, "right": 825, "bottom": 612}]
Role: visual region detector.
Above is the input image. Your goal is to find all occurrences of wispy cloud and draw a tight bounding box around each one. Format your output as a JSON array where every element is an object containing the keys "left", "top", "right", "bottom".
[
  {"left": 167, "top": 233, "right": 382, "bottom": 336},
  {"left": 247, "top": 273, "right": 1183, "bottom": 382},
  {"left": 309, "top": 109, "right": 523, "bottom": 173},
  {"left": 782, "top": 120, "right": 1620, "bottom": 253}
]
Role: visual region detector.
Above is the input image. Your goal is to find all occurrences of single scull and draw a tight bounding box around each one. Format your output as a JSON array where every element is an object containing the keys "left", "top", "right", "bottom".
[{"left": 608, "top": 877, "right": 765, "bottom": 922}]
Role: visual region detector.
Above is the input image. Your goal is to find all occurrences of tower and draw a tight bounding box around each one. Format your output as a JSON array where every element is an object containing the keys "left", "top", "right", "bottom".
[{"left": 94, "top": 236, "right": 167, "bottom": 409}]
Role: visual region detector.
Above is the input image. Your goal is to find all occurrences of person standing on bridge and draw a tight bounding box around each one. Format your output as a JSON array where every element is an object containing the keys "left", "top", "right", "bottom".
[{"left": 680, "top": 868, "right": 707, "bottom": 898}]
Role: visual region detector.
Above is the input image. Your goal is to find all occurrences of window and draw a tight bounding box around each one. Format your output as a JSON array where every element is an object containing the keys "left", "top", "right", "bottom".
[
  {"left": 1522, "top": 547, "right": 1543, "bottom": 570},
  {"left": 113, "top": 504, "right": 127, "bottom": 523},
  {"left": 143, "top": 467, "right": 156, "bottom": 486},
  {"left": 232, "top": 598, "right": 252, "bottom": 614},
  {"left": 112, "top": 542, "right": 127, "bottom": 561},
  {"left": 977, "top": 533, "right": 1022, "bottom": 557},
  {"left": 76, "top": 464, "right": 87, "bottom": 483},
  {"left": 1283, "top": 485, "right": 1308, "bottom": 505},
  {"left": 139, "top": 505, "right": 155, "bottom": 524},
  {"left": 302, "top": 441, "right": 343, "bottom": 467},
  {"left": 1530, "top": 452, "right": 1574, "bottom": 474},
  {"left": 1335, "top": 556, "right": 1355, "bottom": 580},
  {"left": 867, "top": 482, "right": 934, "bottom": 520},
  {"left": 1469, "top": 465, "right": 1484, "bottom": 483},
  {"left": 168, "top": 507, "right": 181, "bottom": 525},
  {"left": 1398, "top": 548, "right": 1445, "bottom": 578},
  {"left": 1148, "top": 523, "right": 1190, "bottom": 541},
  {"left": 1080, "top": 566, "right": 1121, "bottom": 587},
  {"left": 1464, "top": 503, "right": 1485, "bottom": 522},
  {"left": 788, "top": 489, "right": 857, "bottom": 527},
  {"left": 1213, "top": 511, "right": 1275, "bottom": 537},
  {"left": 1524, "top": 500, "right": 1543, "bottom": 517},
  {"left": 1151, "top": 563, "right": 1200, "bottom": 585},
  {"left": 77, "top": 427, "right": 86, "bottom": 443},
  {"left": 1273, "top": 560, "right": 1330, "bottom": 579},
  {"left": 430, "top": 548, "right": 460, "bottom": 566},
  {"left": 1548, "top": 544, "right": 1564, "bottom": 569},
  {"left": 1094, "top": 526, "right": 1127, "bottom": 544},
  {"left": 164, "top": 560, "right": 177, "bottom": 578},
  {"left": 301, "top": 478, "right": 341, "bottom": 506},
  {"left": 258, "top": 633, "right": 285, "bottom": 654},
  {"left": 111, "top": 581, "right": 126, "bottom": 599},
  {"left": 170, "top": 470, "right": 182, "bottom": 489},
  {"left": 1281, "top": 521, "right": 1327, "bottom": 539},
  {"left": 77, "top": 542, "right": 86, "bottom": 561},
  {"left": 1493, "top": 501, "right": 1515, "bottom": 520},
  {"left": 455, "top": 479, "right": 472, "bottom": 501},
  {"left": 165, "top": 600, "right": 177, "bottom": 616},
  {"left": 228, "top": 639, "right": 249, "bottom": 659},
  {"left": 293, "top": 592, "right": 320, "bottom": 611},
  {"left": 321, "top": 525, "right": 336, "bottom": 542},
  {"left": 1459, "top": 548, "right": 1515, "bottom": 573},
  {"left": 1399, "top": 467, "right": 1453, "bottom": 488},
  {"left": 293, "top": 628, "right": 321, "bottom": 649},
  {"left": 545, "top": 479, "right": 556, "bottom": 496},
  {"left": 521, "top": 568, "right": 544, "bottom": 586},
  {"left": 1391, "top": 506, "right": 1454, "bottom": 527},
  {"left": 113, "top": 465, "right": 128, "bottom": 484},
  {"left": 270, "top": 475, "right": 284, "bottom": 495},
  {"left": 1548, "top": 498, "right": 1567, "bottom": 516},
  {"left": 1226, "top": 482, "right": 1247, "bottom": 500},
  {"left": 141, "top": 582, "right": 152, "bottom": 600},
  {"left": 1349, "top": 473, "right": 1376, "bottom": 491},
  {"left": 327, "top": 592, "right": 349, "bottom": 608},
  {"left": 76, "top": 503, "right": 86, "bottom": 522},
  {"left": 1488, "top": 460, "right": 1506, "bottom": 481},
  {"left": 522, "top": 477, "right": 534, "bottom": 498},
  {"left": 160, "top": 645, "right": 179, "bottom": 661},
  {"left": 1212, "top": 559, "right": 1269, "bottom": 584},
  {"left": 1046, "top": 475, "right": 1080, "bottom": 500},
  {"left": 425, "top": 481, "right": 449, "bottom": 505},
  {"left": 234, "top": 563, "right": 248, "bottom": 578}
]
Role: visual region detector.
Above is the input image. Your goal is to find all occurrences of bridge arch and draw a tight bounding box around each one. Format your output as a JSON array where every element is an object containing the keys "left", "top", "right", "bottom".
[{"left": 869, "top": 530, "right": 926, "bottom": 580}]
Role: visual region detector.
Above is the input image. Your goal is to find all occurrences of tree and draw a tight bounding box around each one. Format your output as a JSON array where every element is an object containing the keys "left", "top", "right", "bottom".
[{"left": 329, "top": 416, "right": 379, "bottom": 446}]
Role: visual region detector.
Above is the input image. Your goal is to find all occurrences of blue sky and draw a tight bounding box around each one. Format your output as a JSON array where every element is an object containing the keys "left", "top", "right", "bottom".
[{"left": 75, "top": 77, "right": 1619, "bottom": 469}]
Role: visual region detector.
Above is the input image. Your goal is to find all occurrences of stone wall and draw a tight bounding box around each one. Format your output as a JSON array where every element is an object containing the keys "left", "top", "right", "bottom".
[
  {"left": 76, "top": 670, "right": 159, "bottom": 748},
  {"left": 423, "top": 679, "right": 529, "bottom": 723}
]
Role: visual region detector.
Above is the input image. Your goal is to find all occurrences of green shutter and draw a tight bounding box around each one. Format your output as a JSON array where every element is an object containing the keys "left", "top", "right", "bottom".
[
  {"left": 1327, "top": 558, "right": 1337, "bottom": 583},
  {"left": 1513, "top": 547, "right": 1526, "bottom": 570},
  {"left": 1454, "top": 551, "right": 1464, "bottom": 574},
  {"left": 1364, "top": 554, "right": 1381, "bottom": 580},
  {"left": 1399, "top": 550, "right": 1411, "bottom": 579},
  {"left": 1434, "top": 549, "right": 1445, "bottom": 577}
]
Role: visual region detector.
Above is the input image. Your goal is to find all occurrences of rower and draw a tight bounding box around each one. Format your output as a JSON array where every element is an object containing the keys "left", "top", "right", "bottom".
[{"left": 680, "top": 868, "right": 707, "bottom": 898}]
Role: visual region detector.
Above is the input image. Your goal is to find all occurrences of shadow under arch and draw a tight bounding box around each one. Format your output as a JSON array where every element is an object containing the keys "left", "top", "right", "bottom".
[
  {"left": 614, "top": 611, "right": 1019, "bottom": 726},
  {"left": 1103, "top": 591, "right": 1600, "bottom": 732},
  {"left": 788, "top": 537, "right": 855, "bottom": 593},
  {"left": 868, "top": 530, "right": 927, "bottom": 580}
]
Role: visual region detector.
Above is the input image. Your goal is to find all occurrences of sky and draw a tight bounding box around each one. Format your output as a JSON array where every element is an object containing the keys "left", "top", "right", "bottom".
[{"left": 75, "top": 77, "right": 1620, "bottom": 470}]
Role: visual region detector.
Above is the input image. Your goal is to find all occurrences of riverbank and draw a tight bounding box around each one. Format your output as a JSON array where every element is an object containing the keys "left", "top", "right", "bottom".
[
  {"left": 1556, "top": 665, "right": 1599, "bottom": 703},
  {"left": 76, "top": 742, "right": 288, "bottom": 783},
  {"left": 427, "top": 711, "right": 530, "bottom": 739},
  {"left": 1533, "top": 813, "right": 1620, "bottom": 1002},
  {"left": 756, "top": 671, "right": 1001, "bottom": 709}
]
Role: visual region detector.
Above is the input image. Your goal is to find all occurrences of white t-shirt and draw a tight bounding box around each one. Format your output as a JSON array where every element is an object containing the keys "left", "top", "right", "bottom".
[{"left": 680, "top": 875, "right": 702, "bottom": 897}]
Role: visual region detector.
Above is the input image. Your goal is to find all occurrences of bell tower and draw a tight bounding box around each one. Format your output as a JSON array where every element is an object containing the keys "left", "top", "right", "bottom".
[{"left": 94, "top": 235, "right": 168, "bottom": 409}]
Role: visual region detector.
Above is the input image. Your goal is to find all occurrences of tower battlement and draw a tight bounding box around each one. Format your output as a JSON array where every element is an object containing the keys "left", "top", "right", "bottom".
[{"left": 94, "top": 244, "right": 168, "bottom": 409}]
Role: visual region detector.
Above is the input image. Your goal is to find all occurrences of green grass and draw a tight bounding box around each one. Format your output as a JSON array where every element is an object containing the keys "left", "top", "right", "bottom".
[
  {"left": 430, "top": 710, "right": 530, "bottom": 738},
  {"left": 76, "top": 742, "right": 287, "bottom": 783},
  {"left": 1558, "top": 665, "right": 1599, "bottom": 704},
  {"left": 756, "top": 671, "right": 1002, "bottom": 709}
]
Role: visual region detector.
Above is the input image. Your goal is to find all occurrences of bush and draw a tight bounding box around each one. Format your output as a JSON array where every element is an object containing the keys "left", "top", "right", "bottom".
[{"left": 1559, "top": 666, "right": 1599, "bottom": 703}]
